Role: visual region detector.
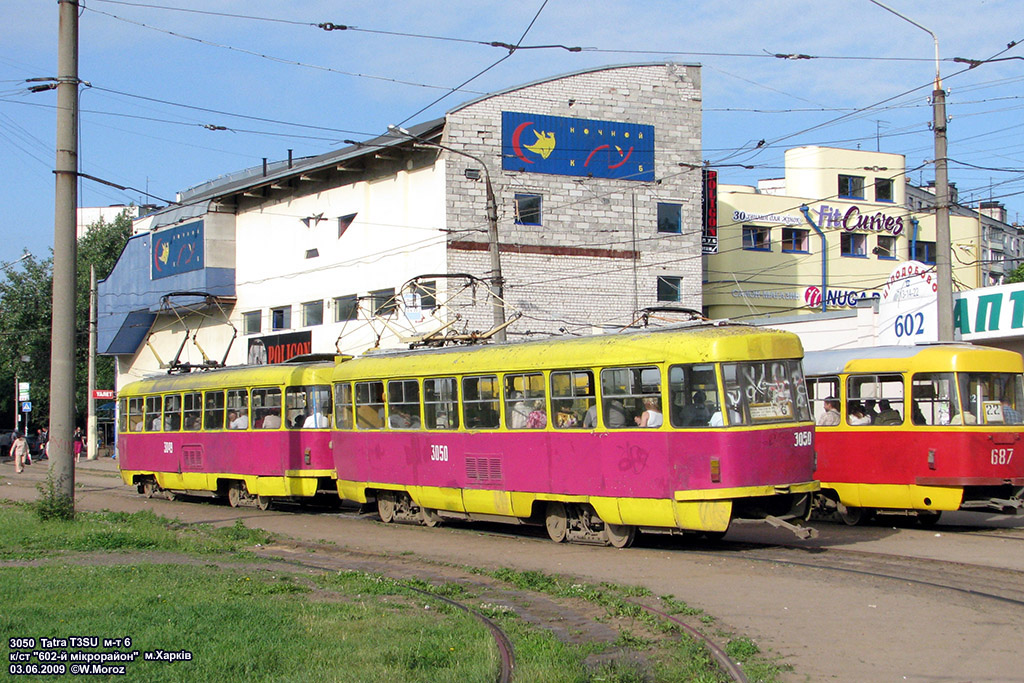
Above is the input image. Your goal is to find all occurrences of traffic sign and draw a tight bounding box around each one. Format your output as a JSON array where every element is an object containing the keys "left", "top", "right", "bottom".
[
  {"left": 92, "top": 389, "right": 115, "bottom": 400},
  {"left": 21, "top": 401, "right": 31, "bottom": 413}
]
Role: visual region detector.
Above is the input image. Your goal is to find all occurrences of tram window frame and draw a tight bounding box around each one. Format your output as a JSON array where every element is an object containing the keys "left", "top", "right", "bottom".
[
  {"left": 721, "top": 360, "right": 807, "bottom": 426},
  {"left": 600, "top": 366, "right": 662, "bottom": 429},
  {"left": 163, "top": 394, "right": 182, "bottom": 432},
  {"left": 504, "top": 373, "right": 547, "bottom": 430},
  {"left": 251, "top": 387, "right": 283, "bottom": 429},
  {"left": 354, "top": 381, "right": 385, "bottom": 430},
  {"left": 127, "top": 397, "right": 144, "bottom": 432},
  {"left": 955, "top": 371, "right": 1024, "bottom": 425},
  {"left": 388, "top": 380, "right": 422, "bottom": 429},
  {"left": 334, "top": 382, "right": 354, "bottom": 429},
  {"left": 204, "top": 390, "right": 225, "bottom": 430},
  {"left": 462, "top": 375, "right": 500, "bottom": 429},
  {"left": 807, "top": 376, "right": 840, "bottom": 424},
  {"left": 669, "top": 364, "right": 719, "bottom": 428},
  {"left": 118, "top": 398, "right": 127, "bottom": 433},
  {"left": 144, "top": 396, "right": 162, "bottom": 432},
  {"left": 846, "top": 374, "right": 904, "bottom": 426},
  {"left": 910, "top": 373, "right": 957, "bottom": 425},
  {"left": 182, "top": 392, "right": 202, "bottom": 431},
  {"left": 225, "top": 389, "right": 249, "bottom": 429},
  {"left": 286, "top": 385, "right": 332, "bottom": 429},
  {"left": 423, "top": 377, "right": 459, "bottom": 430},
  {"left": 550, "top": 370, "right": 594, "bottom": 429}
]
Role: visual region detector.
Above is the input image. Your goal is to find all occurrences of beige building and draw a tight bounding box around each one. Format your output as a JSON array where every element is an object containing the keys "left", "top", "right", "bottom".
[{"left": 704, "top": 146, "right": 1020, "bottom": 321}]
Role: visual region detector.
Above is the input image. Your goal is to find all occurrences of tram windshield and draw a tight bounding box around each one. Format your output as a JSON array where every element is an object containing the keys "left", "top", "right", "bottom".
[
  {"left": 719, "top": 359, "right": 811, "bottom": 426},
  {"left": 912, "top": 372, "right": 1024, "bottom": 425}
]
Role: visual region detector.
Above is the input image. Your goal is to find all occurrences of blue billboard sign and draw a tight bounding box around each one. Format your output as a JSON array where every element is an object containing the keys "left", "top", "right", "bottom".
[
  {"left": 501, "top": 111, "right": 654, "bottom": 181},
  {"left": 152, "top": 220, "right": 204, "bottom": 280}
]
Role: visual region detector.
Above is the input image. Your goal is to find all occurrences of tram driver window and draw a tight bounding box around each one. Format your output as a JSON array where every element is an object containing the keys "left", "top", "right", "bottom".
[
  {"left": 669, "top": 364, "right": 717, "bottom": 428},
  {"left": 204, "top": 391, "right": 225, "bottom": 430},
  {"left": 550, "top": 370, "right": 594, "bottom": 429},
  {"left": 847, "top": 374, "right": 904, "bottom": 426},
  {"left": 600, "top": 366, "right": 661, "bottom": 429},
  {"left": 286, "top": 385, "right": 332, "bottom": 429},
  {"left": 424, "top": 378, "right": 459, "bottom": 430},
  {"left": 388, "top": 380, "right": 421, "bottom": 429},
  {"left": 504, "top": 373, "right": 547, "bottom": 429},
  {"left": 354, "top": 381, "right": 385, "bottom": 430},
  {"left": 911, "top": 374, "right": 960, "bottom": 425},
  {"left": 462, "top": 375, "right": 499, "bottom": 429}
]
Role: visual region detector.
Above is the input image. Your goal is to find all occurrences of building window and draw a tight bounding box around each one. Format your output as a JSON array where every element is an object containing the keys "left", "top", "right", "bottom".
[
  {"left": 333, "top": 295, "right": 358, "bottom": 322},
  {"left": 841, "top": 232, "right": 868, "bottom": 257},
  {"left": 271, "top": 306, "right": 291, "bottom": 331},
  {"left": 781, "top": 228, "right": 809, "bottom": 253},
  {"left": 657, "top": 276, "right": 681, "bottom": 302},
  {"left": 418, "top": 280, "right": 436, "bottom": 310},
  {"left": 242, "top": 311, "right": 261, "bottom": 335},
  {"left": 913, "top": 240, "right": 936, "bottom": 264},
  {"left": 514, "top": 194, "right": 542, "bottom": 225},
  {"left": 742, "top": 225, "right": 771, "bottom": 251},
  {"left": 838, "top": 174, "right": 865, "bottom": 199},
  {"left": 875, "top": 178, "right": 893, "bottom": 202},
  {"left": 875, "top": 235, "right": 897, "bottom": 259},
  {"left": 657, "top": 202, "right": 682, "bottom": 233},
  {"left": 371, "top": 288, "right": 397, "bottom": 317},
  {"left": 304, "top": 248, "right": 319, "bottom": 259},
  {"left": 302, "top": 300, "right": 324, "bottom": 327}
]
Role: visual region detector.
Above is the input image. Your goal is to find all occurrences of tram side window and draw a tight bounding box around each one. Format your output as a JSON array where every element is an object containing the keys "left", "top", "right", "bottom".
[
  {"left": 463, "top": 375, "right": 500, "bottom": 429},
  {"left": 505, "top": 373, "right": 547, "bottom": 429},
  {"left": 957, "top": 371, "right": 1024, "bottom": 425},
  {"left": 807, "top": 377, "right": 840, "bottom": 425},
  {"left": 226, "top": 389, "right": 249, "bottom": 429},
  {"left": 251, "top": 387, "right": 283, "bottom": 429},
  {"left": 334, "top": 383, "right": 354, "bottom": 429},
  {"left": 847, "top": 374, "right": 904, "bottom": 426},
  {"left": 550, "top": 370, "right": 594, "bottom": 429},
  {"left": 127, "top": 397, "right": 144, "bottom": 432},
  {"left": 182, "top": 392, "right": 202, "bottom": 431},
  {"left": 286, "top": 385, "right": 332, "bottom": 429},
  {"left": 163, "top": 394, "right": 182, "bottom": 431},
  {"left": 911, "top": 373, "right": 957, "bottom": 425},
  {"left": 424, "top": 377, "right": 458, "bottom": 430},
  {"left": 388, "top": 380, "right": 421, "bottom": 429},
  {"left": 144, "top": 396, "right": 162, "bottom": 432},
  {"left": 669, "top": 364, "right": 718, "bottom": 428},
  {"left": 204, "top": 391, "right": 225, "bottom": 430},
  {"left": 354, "top": 381, "right": 385, "bottom": 430},
  {"left": 117, "top": 398, "right": 127, "bottom": 433},
  {"left": 601, "top": 366, "right": 661, "bottom": 429}
]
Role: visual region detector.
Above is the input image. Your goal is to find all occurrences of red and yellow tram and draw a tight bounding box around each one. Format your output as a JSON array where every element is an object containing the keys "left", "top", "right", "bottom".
[{"left": 805, "top": 344, "right": 1024, "bottom": 524}]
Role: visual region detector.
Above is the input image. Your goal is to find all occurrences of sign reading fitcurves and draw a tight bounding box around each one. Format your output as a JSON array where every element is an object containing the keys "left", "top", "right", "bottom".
[{"left": 501, "top": 111, "right": 655, "bottom": 181}]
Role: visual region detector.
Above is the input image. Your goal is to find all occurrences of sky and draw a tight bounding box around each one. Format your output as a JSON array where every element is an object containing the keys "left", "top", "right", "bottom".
[{"left": 1, "top": 0, "right": 1022, "bottom": 271}]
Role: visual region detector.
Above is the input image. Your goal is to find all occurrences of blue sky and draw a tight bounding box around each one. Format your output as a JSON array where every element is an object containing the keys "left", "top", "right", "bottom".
[{"left": 1, "top": 0, "right": 1022, "bottom": 270}]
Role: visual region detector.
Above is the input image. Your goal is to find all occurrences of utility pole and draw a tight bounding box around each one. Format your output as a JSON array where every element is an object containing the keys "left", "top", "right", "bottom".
[
  {"left": 87, "top": 265, "right": 97, "bottom": 460},
  {"left": 50, "top": 0, "right": 80, "bottom": 504}
]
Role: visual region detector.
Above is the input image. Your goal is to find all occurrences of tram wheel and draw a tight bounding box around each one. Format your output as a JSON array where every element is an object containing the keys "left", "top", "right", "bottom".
[
  {"left": 837, "top": 503, "right": 868, "bottom": 526},
  {"left": 545, "top": 502, "right": 568, "bottom": 543},
  {"left": 256, "top": 495, "right": 272, "bottom": 511},
  {"left": 141, "top": 481, "right": 156, "bottom": 499},
  {"left": 377, "top": 493, "right": 396, "bottom": 523},
  {"left": 604, "top": 523, "right": 636, "bottom": 548},
  {"left": 227, "top": 482, "right": 243, "bottom": 508},
  {"left": 917, "top": 511, "right": 942, "bottom": 528},
  {"left": 419, "top": 507, "right": 441, "bottom": 527}
]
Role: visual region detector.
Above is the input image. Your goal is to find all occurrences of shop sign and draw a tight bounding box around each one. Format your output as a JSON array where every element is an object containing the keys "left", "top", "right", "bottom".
[
  {"left": 803, "top": 286, "right": 878, "bottom": 309},
  {"left": 731, "top": 210, "right": 802, "bottom": 226},
  {"left": 878, "top": 260, "right": 937, "bottom": 345},
  {"left": 817, "top": 204, "right": 904, "bottom": 235},
  {"left": 247, "top": 331, "right": 313, "bottom": 365},
  {"left": 954, "top": 281, "right": 1024, "bottom": 341}
]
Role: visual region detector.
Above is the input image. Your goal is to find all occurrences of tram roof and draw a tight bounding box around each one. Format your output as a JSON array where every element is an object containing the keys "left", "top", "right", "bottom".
[
  {"left": 803, "top": 343, "right": 1021, "bottom": 376},
  {"left": 337, "top": 323, "right": 804, "bottom": 378},
  {"left": 120, "top": 360, "right": 337, "bottom": 395}
]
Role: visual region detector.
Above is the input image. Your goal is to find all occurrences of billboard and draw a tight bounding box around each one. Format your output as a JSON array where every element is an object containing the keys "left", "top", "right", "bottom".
[{"left": 152, "top": 220, "right": 204, "bottom": 280}]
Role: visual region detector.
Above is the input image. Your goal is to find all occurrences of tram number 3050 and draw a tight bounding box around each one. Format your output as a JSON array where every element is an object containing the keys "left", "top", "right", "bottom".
[
  {"left": 430, "top": 444, "right": 449, "bottom": 462},
  {"left": 991, "top": 447, "right": 1013, "bottom": 465},
  {"left": 794, "top": 431, "right": 813, "bottom": 447}
]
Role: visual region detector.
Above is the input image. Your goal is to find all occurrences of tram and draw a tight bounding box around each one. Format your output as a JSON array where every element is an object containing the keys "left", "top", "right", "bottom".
[
  {"left": 804, "top": 344, "right": 1024, "bottom": 525},
  {"left": 116, "top": 358, "right": 337, "bottom": 509},
  {"left": 331, "top": 323, "right": 818, "bottom": 547}
]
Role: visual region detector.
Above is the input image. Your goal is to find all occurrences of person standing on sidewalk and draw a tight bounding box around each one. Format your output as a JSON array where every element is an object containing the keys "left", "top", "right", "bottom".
[{"left": 9, "top": 432, "right": 29, "bottom": 473}]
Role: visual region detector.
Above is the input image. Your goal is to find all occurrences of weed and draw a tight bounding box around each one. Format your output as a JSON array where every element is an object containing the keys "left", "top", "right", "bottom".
[{"left": 34, "top": 470, "right": 75, "bottom": 521}]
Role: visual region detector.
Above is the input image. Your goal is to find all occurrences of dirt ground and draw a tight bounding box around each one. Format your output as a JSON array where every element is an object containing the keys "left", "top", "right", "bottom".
[{"left": 4, "top": 456, "right": 1023, "bottom": 682}]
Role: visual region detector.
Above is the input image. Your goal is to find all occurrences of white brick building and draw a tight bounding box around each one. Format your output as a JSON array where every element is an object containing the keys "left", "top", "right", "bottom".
[{"left": 99, "top": 63, "right": 703, "bottom": 386}]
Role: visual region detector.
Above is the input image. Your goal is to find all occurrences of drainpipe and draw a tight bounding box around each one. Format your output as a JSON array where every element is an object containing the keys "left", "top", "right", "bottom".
[
  {"left": 799, "top": 205, "right": 827, "bottom": 312},
  {"left": 910, "top": 217, "right": 919, "bottom": 261}
]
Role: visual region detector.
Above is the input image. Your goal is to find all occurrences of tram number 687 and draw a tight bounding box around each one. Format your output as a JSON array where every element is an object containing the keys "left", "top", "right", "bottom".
[
  {"left": 430, "top": 444, "right": 449, "bottom": 462},
  {"left": 991, "top": 448, "right": 1013, "bottom": 465}
]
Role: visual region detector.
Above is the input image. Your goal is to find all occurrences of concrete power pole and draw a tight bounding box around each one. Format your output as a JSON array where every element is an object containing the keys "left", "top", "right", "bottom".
[
  {"left": 87, "top": 265, "right": 97, "bottom": 460},
  {"left": 933, "top": 87, "right": 953, "bottom": 341},
  {"left": 49, "top": 0, "right": 80, "bottom": 504}
]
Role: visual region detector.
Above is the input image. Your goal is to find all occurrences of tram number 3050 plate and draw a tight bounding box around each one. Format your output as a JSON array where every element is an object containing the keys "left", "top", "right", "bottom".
[
  {"left": 991, "top": 447, "right": 1013, "bottom": 465},
  {"left": 430, "top": 444, "right": 449, "bottom": 462},
  {"left": 794, "top": 431, "right": 813, "bottom": 447}
]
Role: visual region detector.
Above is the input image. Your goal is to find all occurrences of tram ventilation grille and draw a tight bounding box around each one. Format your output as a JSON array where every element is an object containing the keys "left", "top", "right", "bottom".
[
  {"left": 182, "top": 447, "right": 203, "bottom": 470},
  {"left": 466, "top": 456, "right": 503, "bottom": 483}
]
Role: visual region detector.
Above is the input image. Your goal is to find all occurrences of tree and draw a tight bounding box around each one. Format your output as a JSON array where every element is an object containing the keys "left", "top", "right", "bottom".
[
  {"left": 0, "top": 210, "right": 133, "bottom": 432},
  {"left": 1005, "top": 263, "right": 1024, "bottom": 285}
]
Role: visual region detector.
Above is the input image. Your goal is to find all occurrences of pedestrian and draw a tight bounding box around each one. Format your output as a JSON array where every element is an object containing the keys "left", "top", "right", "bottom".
[
  {"left": 73, "top": 426, "right": 83, "bottom": 463},
  {"left": 9, "top": 431, "right": 28, "bottom": 473}
]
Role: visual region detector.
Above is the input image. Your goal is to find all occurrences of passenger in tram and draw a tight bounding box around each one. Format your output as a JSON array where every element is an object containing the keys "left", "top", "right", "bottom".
[
  {"left": 635, "top": 397, "right": 663, "bottom": 427},
  {"left": 603, "top": 399, "right": 628, "bottom": 428},
  {"left": 678, "top": 390, "right": 712, "bottom": 426},
  {"left": 303, "top": 403, "right": 330, "bottom": 428},
  {"left": 863, "top": 399, "right": 880, "bottom": 423},
  {"left": 508, "top": 393, "right": 531, "bottom": 429},
  {"left": 229, "top": 409, "right": 249, "bottom": 430},
  {"left": 261, "top": 409, "right": 282, "bottom": 429},
  {"left": 526, "top": 401, "right": 547, "bottom": 429},
  {"left": 875, "top": 399, "right": 903, "bottom": 426},
  {"left": 911, "top": 400, "right": 928, "bottom": 425},
  {"left": 582, "top": 403, "right": 598, "bottom": 428},
  {"left": 1001, "top": 398, "right": 1022, "bottom": 424},
  {"left": 847, "top": 402, "right": 871, "bottom": 425},
  {"left": 816, "top": 397, "right": 841, "bottom": 426}
]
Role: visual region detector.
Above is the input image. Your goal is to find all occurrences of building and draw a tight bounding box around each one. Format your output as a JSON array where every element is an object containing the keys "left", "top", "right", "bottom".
[
  {"left": 76, "top": 204, "right": 145, "bottom": 240},
  {"left": 704, "top": 146, "right": 1022, "bottom": 321},
  {"left": 98, "top": 63, "right": 704, "bottom": 386}
]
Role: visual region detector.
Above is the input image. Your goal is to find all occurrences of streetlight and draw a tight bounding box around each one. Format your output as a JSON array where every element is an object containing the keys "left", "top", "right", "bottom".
[
  {"left": 387, "top": 124, "right": 507, "bottom": 341},
  {"left": 869, "top": 0, "right": 953, "bottom": 340}
]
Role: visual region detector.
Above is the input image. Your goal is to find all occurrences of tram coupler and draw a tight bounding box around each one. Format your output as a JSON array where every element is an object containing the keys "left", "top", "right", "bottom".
[{"left": 765, "top": 515, "right": 818, "bottom": 540}]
